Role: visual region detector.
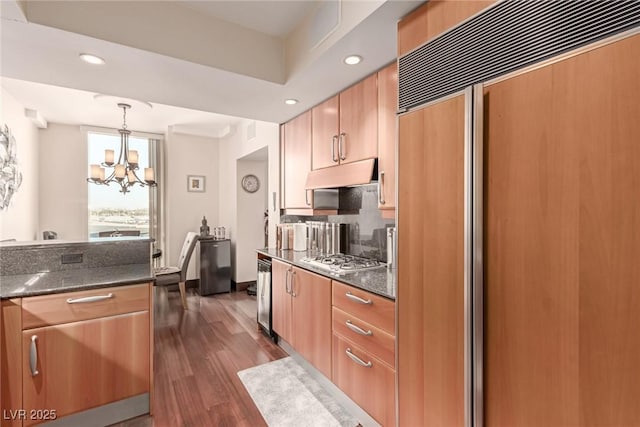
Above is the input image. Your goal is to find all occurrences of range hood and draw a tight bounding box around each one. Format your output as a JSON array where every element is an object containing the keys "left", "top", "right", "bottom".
[{"left": 305, "top": 158, "right": 377, "bottom": 190}]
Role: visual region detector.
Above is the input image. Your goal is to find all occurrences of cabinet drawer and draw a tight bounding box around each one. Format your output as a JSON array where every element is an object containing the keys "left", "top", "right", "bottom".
[
  {"left": 22, "top": 283, "right": 150, "bottom": 329},
  {"left": 332, "top": 307, "right": 395, "bottom": 368},
  {"left": 332, "top": 335, "right": 396, "bottom": 427},
  {"left": 332, "top": 281, "right": 395, "bottom": 335}
]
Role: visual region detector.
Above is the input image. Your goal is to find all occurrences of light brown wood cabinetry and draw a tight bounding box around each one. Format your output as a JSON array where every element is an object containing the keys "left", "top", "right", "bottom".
[
  {"left": 332, "top": 336, "right": 395, "bottom": 427},
  {"left": 271, "top": 259, "right": 292, "bottom": 343},
  {"left": 331, "top": 280, "right": 396, "bottom": 426},
  {"left": 398, "top": 0, "right": 496, "bottom": 57},
  {"left": 1, "top": 283, "right": 152, "bottom": 426},
  {"left": 311, "top": 75, "right": 378, "bottom": 170},
  {"left": 483, "top": 34, "right": 640, "bottom": 427},
  {"left": 290, "top": 267, "right": 332, "bottom": 379},
  {"left": 282, "top": 111, "right": 313, "bottom": 209},
  {"left": 397, "top": 94, "right": 466, "bottom": 427},
  {"left": 311, "top": 96, "right": 340, "bottom": 170},
  {"left": 377, "top": 62, "right": 397, "bottom": 212},
  {"left": 271, "top": 261, "right": 331, "bottom": 378},
  {"left": 22, "top": 312, "right": 150, "bottom": 426},
  {"left": 1, "top": 299, "right": 23, "bottom": 427}
]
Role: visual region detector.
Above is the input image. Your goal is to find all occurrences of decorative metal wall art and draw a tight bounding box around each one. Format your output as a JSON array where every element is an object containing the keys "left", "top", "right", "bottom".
[{"left": 0, "top": 125, "right": 23, "bottom": 210}]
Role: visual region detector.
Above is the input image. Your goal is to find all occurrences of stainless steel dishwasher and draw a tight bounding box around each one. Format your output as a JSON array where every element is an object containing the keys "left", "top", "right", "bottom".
[{"left": 257, "top": 258, "right": 274, "bottom": 340}]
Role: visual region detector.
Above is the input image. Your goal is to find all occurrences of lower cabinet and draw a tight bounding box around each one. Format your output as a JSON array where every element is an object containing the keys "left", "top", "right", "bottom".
[
  {"left": 1, "top": 283, "right": 153, "bottom": 427},
  {"left": 331, "top": 280, "right": 396, "bottom": 427},
  {"left": 271, "top": 260, "right": 332, "bottom": 379},
  {"left": 22, "top": 312, "right": 150, "bottom": 426}
]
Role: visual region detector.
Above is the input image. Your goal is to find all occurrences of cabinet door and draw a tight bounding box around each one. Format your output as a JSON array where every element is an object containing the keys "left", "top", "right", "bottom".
[
  {"left": 291, "top": 267, "right": 331, "bottom": 379},
  {"left": 397, "top": 94, "right": 466, "bottom": 427},
  {"left": 484, "top": 34, "right": 640, "bottom": 427},
  {"left": 339, "top": 74, "right": 378, "bottom": 165},
  {"left": 271, "top": 259, "right": 292, "bottom": 343},
  {"left": 377, "top": 62, "right": 397, "bottom": 211},
  {"left": 22, "top": 312, "right": 150, "bottom": 425},
  {"left": 312, "top": 96, "right": 340, "bottom": 170},
  {"left": 397, "top": 0, "right": 496, "bottom": 56},
  {"left": 283, "top": 111, "right": 313, "bottom": 209}
]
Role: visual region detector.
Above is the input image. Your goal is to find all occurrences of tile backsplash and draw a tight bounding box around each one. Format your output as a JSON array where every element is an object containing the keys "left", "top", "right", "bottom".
[{"left": 281, "top": 184, "right": 395, "bottom": 261}]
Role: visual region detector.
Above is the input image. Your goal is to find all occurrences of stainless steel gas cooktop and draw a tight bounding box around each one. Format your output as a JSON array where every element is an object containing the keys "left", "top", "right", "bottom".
[{"left": 300, "top": 254, "right": 385, "bottom": 274}]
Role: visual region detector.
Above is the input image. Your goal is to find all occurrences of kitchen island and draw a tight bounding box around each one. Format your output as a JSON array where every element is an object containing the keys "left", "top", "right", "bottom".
[{"left": 0, "top": 238, "right": 154, "bottom": 427}]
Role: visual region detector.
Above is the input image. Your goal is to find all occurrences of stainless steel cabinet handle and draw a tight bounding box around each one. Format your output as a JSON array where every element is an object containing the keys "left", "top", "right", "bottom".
[
  {"left": 291, "top": 271, "right": 297, "bottom": 297},
  {"left": 345, "top": 348, "right": 372, "bottom": 368},
  {"left": 338, "top": 132, "right": 347, "bottom": 160},
  {"left": 345, "top": 320, "right": 373, "bottom": 336},
  {"left": 66, "top": 293, "right": 114, "bottom": 304},
  {"left": 285, "top": 270, "right": 291, "bottom": 294},
  {"left": 378, "top": 171, "right": 386, "bottom": 205},
  {"left": 305, "top": 190, "right": 311, "bottom": 206},
  {"left": 30, "top": 335, "right": 39, "bottom": 376},
  {"left": 345, "top": 291, "right": 372, "bottom": 305},
  {"left": 331, "top": 135, "right": 339, "bottom": 162}
]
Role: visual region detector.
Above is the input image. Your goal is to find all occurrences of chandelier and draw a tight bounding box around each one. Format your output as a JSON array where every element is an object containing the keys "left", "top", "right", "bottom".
[{"left": 87, "top": 103, "right": 157, "bottom": 193}]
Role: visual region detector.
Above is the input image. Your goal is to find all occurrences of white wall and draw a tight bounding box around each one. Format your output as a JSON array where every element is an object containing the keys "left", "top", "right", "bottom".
[
  {"left": 218, "top": 119, "right": 280, "bottom": 282},
  {"left": 38, "top": 123, "right": 87, "bottom": 240},
  {"left": 236, "top": 158, "right": 268, "bottom": 283},
  {"left": 0, "top": 87, "right": 39, "bottom": 241},
  {"left": 165, "top": 128, "right": 219, "bottom": 280}
]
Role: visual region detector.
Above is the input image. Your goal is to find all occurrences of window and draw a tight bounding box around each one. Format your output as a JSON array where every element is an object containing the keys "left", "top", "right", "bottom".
[{"left": 87, "top": 131, "right": 160, "bottom": 239}]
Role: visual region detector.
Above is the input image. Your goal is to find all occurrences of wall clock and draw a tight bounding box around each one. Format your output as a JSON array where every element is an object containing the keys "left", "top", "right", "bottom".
[{"left": 241, "top": 174, "right": 260, "bottom": 193}]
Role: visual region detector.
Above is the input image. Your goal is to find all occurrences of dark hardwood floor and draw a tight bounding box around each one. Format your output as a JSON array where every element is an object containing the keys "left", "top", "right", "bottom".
[{"left": 114, "top": 287, "right": 287, "bottom": 427}]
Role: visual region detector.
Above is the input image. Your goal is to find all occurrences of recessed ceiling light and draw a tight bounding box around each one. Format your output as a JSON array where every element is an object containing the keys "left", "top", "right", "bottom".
[
  {"left": 344, "top": 55, "right": 362, "bottom": 65},
  {"left": 285, "top": 99, "right": 298, "bottom": 105},
  {"left": 79, "top": 53, "right": 105, "bottom": 65}
]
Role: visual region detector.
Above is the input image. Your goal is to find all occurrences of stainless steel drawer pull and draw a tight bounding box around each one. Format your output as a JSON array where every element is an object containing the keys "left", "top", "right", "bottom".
[
  {"left": 30, "top": 335, "right": 39, "bottom": 376},
  {"left": 66, "top": 293, "right": 114, "bottom": 304},
  {"left": 345, "top": 348, "right": 372, "bottom": 368},
  {"left": 345, "top": 292, "right": 372, "bottom": 305},
  {"left": 346, "top": 320, "right": 373, "bottom": 336},
  {"left": 378, "top": 171, "right": 385, "bottom": 205},
  {"left": 339, "top": 132, "right": 347, "bottom": 160},
  {"left": 291, "top": 271, "right": 297, "bottom": 297},
  {"left": 332, "top": 135, "right": 339, "bottom": 162}
]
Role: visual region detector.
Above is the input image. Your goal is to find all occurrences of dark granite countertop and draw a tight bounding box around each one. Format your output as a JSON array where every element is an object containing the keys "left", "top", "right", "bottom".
[
  {"left": 256, "top": 248, "right": 396, "bottom": 300},
  {"left": 0, "top": 263, "right": 154, "bottom": 299}
]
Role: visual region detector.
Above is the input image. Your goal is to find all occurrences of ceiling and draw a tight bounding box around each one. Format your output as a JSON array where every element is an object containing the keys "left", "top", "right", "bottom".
[{"left": 1, "top": 0, "right": 421, "bottom": 136}]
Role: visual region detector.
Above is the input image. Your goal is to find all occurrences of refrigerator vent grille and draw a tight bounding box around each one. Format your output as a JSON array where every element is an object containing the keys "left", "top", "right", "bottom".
[{"left": 398, "top": 0, "right": 640, "bottom": 111}]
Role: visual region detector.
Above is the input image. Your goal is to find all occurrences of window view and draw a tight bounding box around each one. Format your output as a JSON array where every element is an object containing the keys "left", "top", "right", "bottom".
[{"left": 88, "top": 132, "right": 152, "bottom": 238}]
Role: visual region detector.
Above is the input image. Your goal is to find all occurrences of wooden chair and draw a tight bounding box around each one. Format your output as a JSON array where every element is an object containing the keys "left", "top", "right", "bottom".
[{"left": 154, "top": 232, "right": 199, "bottom": 310}]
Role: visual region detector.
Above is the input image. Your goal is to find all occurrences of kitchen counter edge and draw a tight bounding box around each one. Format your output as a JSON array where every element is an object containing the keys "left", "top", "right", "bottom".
[
  {"left": 256, "top": 248, "right": 396, "bottom": 300},
  {"left": 0, "top": 263, "right": 154, "bottom": 299}
]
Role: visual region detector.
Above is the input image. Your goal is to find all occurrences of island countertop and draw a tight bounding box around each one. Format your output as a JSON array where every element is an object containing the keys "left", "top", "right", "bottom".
[
  {"left": 0, "top": 263, "right": 154, "bottom": 299},
  {"left": 256, "top": 248, "right": 396, "bottom": 300}
]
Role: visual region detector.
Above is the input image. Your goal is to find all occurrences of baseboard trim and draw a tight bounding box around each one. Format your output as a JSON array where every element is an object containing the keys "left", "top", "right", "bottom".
[
  {"left": 41, "top": 393, "right": 149, "bottom": 426},
  {"left": 234, "top": 280, "right": 254, "bottom": 292}
]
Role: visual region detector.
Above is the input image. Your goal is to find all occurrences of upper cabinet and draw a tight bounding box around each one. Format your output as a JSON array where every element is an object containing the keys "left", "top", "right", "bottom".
[
  {"left": 282, "top": 111, "right": 313, "bottom": 209},
  {"left": 398, "top": 0, "right": 496, "bottom": 56},
  {"left": 377, "top": 62, "right": 397, "bottom": 212},
  {"left": 312, "top": 74, "right": 378, "bottom": 170}
]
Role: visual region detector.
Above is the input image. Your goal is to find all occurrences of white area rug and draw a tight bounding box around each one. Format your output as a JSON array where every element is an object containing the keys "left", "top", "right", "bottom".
[{"left": 238, "top": 357, "right": 360, "bottom": 427}]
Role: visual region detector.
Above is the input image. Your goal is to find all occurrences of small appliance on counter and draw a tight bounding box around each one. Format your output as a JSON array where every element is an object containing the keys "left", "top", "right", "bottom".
[
  {"left": 306, "top": 221, "right": 350, "bottom": 254},
  {"left": 292, "top": 223, "right": 307, "bottom": 251}
]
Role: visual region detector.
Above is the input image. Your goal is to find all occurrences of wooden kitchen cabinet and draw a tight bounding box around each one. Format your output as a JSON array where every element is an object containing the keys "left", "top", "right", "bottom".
[
  {"left": 1, "top": 283, "right": 153, "bottom": 427},
  {"left": 483, "top": 34, "right": 640, "bottom": 427},
  {"left": 272, "top": 261, "right": 332, "bottom": 379},
  {"left": 311, "top": 74, "right": 378, "bottom": 170},
  {"left": 398, "top": 0, "right": 496, "bottom": 57},
  {"left": 377, "top": 62, "right": 397, "bottom": 213},
  {"left": 331, "top": 280, "right": 396, "bottom": 427},
  {"left": 271, "top": 259, "right": 292, "bottom": 343},
  {"left": 22, "top": 312, "right": 150, "bottom": 426},
  {"left": 397, "top": 93, "right": 466, "bottom": 427},
  {"left": 282, "top": 111, "right": 313, "bottom": 209},
  {"left": 290, "top": 267, "right": 332, "bottom": 379}
]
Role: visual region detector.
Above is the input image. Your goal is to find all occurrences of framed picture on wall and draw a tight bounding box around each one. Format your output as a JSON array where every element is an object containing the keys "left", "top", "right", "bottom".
[{"left": 187, "top": 175, "right": 205, "bottom": 192}]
